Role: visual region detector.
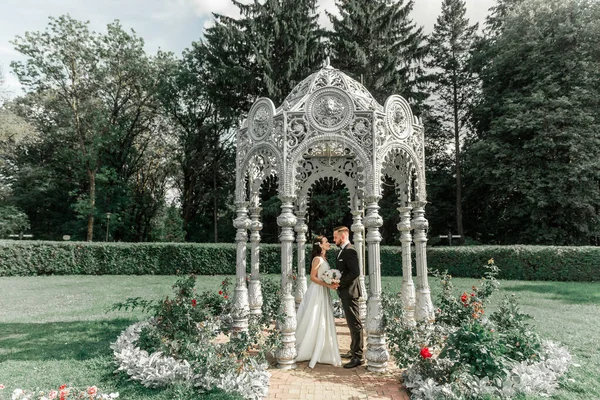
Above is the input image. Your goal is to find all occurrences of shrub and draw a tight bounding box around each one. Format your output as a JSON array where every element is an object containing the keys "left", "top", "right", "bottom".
[
  {"left": 1, "top": 241, "right": 598, "bottom": 281},
  {"left": 384, "top": 259, "right": 570, "bottom": 399},
  {"left": 111, "top": 274, "right": 274, "bottom": 399}
]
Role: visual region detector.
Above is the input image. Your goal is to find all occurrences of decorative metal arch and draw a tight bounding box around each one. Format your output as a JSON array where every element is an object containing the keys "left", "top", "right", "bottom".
[
  {"left": 379, "top": 143, "right": 426, "bottom": 203},
  {"left": 287, "top": 135, "right": 371, "bottom": 199},
  {"left": 237, "top": 143, "right": 283, "bottom": 203},
  {"left": 232, "top": 62, "right": 435, "bottom": 373}
]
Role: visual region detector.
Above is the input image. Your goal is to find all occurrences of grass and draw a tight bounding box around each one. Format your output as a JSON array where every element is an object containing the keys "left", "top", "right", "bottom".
[{"left": 0, "top": 274, "right": 599, "bottom": 399}]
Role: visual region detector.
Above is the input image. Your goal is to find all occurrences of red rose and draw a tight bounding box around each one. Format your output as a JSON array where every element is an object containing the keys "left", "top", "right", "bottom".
[
  {"left": 59, "top": 385, "right": 67, "bottom": 390},
  {"left": 222, "top": 281, "right": 225, "bottom": 285},
  {"left": 420, "top": 347, "right": 432, "bottom": 359},
  {"left": 460, "top": 293, "right": 468, "bottom": 303},
  {"left": 224, "top": 295, "right": 228, "bottom": 299},
  {"left": 471, "top": 293, "right": 475, "bottom": 297},
  {"left": 87, "top": 386, "right": 98, "bottom": 396},
  {"left": 219, "top": 290, "right": 223, "bottom": 295},
  {"left": 191, "top": 299, "right": 197, "bottom": 307}
]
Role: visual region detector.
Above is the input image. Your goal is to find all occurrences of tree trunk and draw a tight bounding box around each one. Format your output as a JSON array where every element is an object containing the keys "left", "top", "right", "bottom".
[
  {"left": 453, "top": 72, "right": 464, "bottom": 245},
  {"left": 86, "top": 169, "right": 96, "bottom": 242},
  {"left": 213, "top": 161, "right": 218, "bottom": 243}
]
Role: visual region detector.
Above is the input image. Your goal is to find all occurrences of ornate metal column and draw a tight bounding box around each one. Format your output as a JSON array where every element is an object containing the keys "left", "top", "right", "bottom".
[
  {"left": 364, "top": 196, "right": 389, "bottom": 372},
  {"left": 232, "top": 202, "right": 251, "bottom": 331},
  {"left": 351, "top": 198, "right": 367, "bottom": 325},
  {"left": 411, "top": 201, "right": 435, "bottom": 322},
  {"left": 248, "top": 206, "right": 263, "bottom": 317},
  {"left": 294, "top": 197, "right": 308, "bottom": 309},
  {"left": 398, "top": 206, "right": 416, "bottom": 322},
  {"left": 276, "top": 195, "right": 298, "bottom": 369}
]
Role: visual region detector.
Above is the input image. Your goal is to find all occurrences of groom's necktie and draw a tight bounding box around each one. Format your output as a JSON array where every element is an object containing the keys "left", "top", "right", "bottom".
[{"left": 338, "top": 244, "right": 346, "bottom": 259}]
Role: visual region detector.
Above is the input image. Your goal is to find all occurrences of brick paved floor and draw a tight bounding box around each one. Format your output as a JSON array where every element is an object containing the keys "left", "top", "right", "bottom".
[{"left": 266, "top": 319, "right": 410, "bottom": 400}]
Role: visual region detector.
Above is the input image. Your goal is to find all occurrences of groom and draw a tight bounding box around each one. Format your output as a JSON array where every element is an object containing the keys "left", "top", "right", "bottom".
[{"left": 333, "top": 225, "right": 364, "bottom": 368}]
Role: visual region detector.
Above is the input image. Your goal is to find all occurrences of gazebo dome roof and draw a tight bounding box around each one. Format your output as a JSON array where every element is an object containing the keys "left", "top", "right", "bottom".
[{"left": 278, "top": 64, "right": 383, "bottom": 113}]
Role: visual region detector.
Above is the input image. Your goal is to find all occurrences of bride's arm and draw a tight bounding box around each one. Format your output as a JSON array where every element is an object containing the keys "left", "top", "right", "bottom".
[{"left": 310, "top": 258, "right": 337, "bottom": 289}]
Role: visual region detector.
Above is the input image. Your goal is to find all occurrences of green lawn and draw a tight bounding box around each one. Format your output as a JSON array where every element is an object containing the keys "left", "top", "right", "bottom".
[{"left": 0, "top": 274, "right": 599, "bottom": 399}]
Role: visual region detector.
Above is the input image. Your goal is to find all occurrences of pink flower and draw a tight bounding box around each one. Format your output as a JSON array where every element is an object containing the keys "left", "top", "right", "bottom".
[
  {"left": 0, "top": 384, "right": 4, "bottom": 389},
  {"left": 49, "top": 390, "right": 58, "bottom": 399},
  {"left": 420, "top": 347, "right": 432, "bottom": 359},
  {"left": 87, "top": 386, "right": 98, "bottom": 396}
]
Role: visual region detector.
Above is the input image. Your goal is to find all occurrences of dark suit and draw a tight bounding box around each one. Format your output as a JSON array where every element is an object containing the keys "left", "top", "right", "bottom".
[{"left": 336, "top": 243, "right": 363, "bottom": 360}]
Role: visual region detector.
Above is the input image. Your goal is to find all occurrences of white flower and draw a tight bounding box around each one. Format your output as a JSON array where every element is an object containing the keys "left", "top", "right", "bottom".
[{"left": 322, "top": 269, "right": 342, "bottom": 284}]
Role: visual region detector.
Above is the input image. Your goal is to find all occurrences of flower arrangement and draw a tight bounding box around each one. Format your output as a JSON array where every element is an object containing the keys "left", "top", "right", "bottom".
[
  {"left": 2, "top": 385, "right": 118, "bottom": 400},
  {"left": 383, "top": 259, "right": 572, "bottom": 400},
  {"left": 322, "top": 269, "right": 342, "bottom": 285},
  {"left": 110, "top": 274, "right": 276, "bottom": 399}
]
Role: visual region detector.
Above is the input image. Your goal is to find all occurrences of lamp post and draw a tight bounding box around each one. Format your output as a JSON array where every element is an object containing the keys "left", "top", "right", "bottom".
[{"left": 106, "top": 213, "right": 111, "bottom": 242}]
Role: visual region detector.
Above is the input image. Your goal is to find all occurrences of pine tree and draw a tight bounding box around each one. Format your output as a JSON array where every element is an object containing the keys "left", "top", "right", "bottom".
[
  {"left": 327, "top": 0, "right": 428, "bottom": 107},
  {"left": 426, "top": 0, "right": 479, "bottom": 243},
  {"left": 203, "top": 0, "right": 325, "bottom": 110}
]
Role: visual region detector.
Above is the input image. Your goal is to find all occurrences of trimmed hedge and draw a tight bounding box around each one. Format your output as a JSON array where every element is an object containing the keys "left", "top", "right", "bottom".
[{"left": 0, "top": 241, "right": 598, "bottom": 281}]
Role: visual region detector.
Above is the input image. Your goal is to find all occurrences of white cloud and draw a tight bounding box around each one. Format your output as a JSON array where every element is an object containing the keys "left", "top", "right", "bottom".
[
  {"left": 0, "top": 45, "right": 18, "bottom": 56},
  {"left": 185, "top": 0, "right": 252, "bottom": 18}
]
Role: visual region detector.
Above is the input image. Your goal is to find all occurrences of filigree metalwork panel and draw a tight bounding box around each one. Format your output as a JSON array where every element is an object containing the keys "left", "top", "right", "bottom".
[
  {"left": 306, "top": 88, "right": 354, "bottom": 133},
  {"left": 384, "top": 95, "right": 413, "bottom": 141},
  {"left": 248, "top": 98, "right": 275, "bottom": 142},
  {"left": 286, "top": 115, "right": 308, "bottom": 149},
  {"left": 312, "top": 68, "right": 346, "bottom": 91}
]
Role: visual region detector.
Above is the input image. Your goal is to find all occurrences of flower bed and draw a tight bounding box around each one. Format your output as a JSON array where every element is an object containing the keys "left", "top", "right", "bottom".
[
  {"left": 112, "top": 321, "right": 270, "bottom": 399},
  {"left": 383, "top": 259, "right": 573, "bottom": 400},
  {"left": 110, "top": 275, "right": 276, "bottom": 399},
  {"left": 1, "top": 384, "right": 119, "bottom": 400}
]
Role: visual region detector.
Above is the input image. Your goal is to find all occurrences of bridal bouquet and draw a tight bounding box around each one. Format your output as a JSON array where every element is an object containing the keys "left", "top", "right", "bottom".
[{"left": 322, "top": 269, "right": 342, "bottom": 285}]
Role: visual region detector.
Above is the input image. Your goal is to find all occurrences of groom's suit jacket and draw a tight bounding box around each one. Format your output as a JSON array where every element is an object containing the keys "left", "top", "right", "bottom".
[{"left": 336, "top": 244, "right": 361, "bottom": 299}]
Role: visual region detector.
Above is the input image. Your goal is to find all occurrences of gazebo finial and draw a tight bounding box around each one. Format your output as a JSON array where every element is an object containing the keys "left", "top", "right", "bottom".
[{"left": 322, "top": 55, "right": 332, "bottom": 69}]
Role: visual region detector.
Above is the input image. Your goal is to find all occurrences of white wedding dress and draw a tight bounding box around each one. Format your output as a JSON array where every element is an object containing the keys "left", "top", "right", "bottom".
[{"left": 295, "top": 256, "right": 342, "bottom": 368}]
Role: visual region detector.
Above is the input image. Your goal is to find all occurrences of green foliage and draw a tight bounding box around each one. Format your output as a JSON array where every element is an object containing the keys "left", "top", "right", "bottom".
[
  {"left": 441, "top": 321, "right": 508, "bottom": 379},
  {"left": 110, "top": 274, "right": 274, "bottom": 397},
  {"left": 1, "top": 242, "right": 599, "bottom": 282},
  {"left": 381, "top": 291, "right": 446, "bottom": 368},
  {"left": 465, "top": 0, "right": 600, "bottom": 245},
  {"left": 386, "top": 259, "right": 548, "bottom": 396},
  {"left": 425, "top": 0, "right": 480, "bottom": 243},
  {"left": 328, "top": 0, "right": 429, "bottom": 108},
  {"left": 259, "top": 276, "right": 282, "bottom": 326},
  {"left": 150, "top": 205, "right": 187, "bottom": 242},
  {"left": 0, "top": 205, "right": 30, "bottom": 238},
  {"left": 490, "top": 294, "right": 542, "bottom": 362},
  {"left": 9, "top": 15, "right": 171, "bottom": 242}
]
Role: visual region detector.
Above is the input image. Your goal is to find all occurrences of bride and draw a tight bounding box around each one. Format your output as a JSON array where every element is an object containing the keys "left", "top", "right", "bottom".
[{"left": 295, "top": 235, "right": 342, "bottom": 368}]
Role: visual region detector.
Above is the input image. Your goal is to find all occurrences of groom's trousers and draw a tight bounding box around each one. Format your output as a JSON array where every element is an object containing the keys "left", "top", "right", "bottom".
[{"left": 341, "top": 297, "right": 363, "bottom": 359}]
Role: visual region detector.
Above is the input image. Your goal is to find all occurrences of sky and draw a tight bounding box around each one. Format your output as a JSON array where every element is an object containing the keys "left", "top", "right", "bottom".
[{"left": 0, "top": 0, "right": 496, "bottom": 99}]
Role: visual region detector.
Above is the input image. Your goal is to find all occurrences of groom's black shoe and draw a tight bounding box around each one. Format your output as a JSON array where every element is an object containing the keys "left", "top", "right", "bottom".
[
  {"left": 340, "top": 351, "right": 353, "bottom": 358},
  {"left": 343, "top": 358, "right": 364, "bottom": 369}
]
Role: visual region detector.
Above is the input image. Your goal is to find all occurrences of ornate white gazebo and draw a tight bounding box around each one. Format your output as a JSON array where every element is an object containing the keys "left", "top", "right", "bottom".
[{"left": 231, "top": 62, "right": 435, "bottom": 372}]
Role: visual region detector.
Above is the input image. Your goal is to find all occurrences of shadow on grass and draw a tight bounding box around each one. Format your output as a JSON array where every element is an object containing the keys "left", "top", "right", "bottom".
[
  {"left": 500, "top": 282, "right": 600, "bottom": 305},
  {"left": 0, "top": 318, "right": 136, "bottom": 362}
]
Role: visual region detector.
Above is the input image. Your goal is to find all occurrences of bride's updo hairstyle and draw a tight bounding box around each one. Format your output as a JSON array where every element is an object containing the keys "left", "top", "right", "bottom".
[{"left": 310, "top": 235, "right": 326, "bottom": 260}]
